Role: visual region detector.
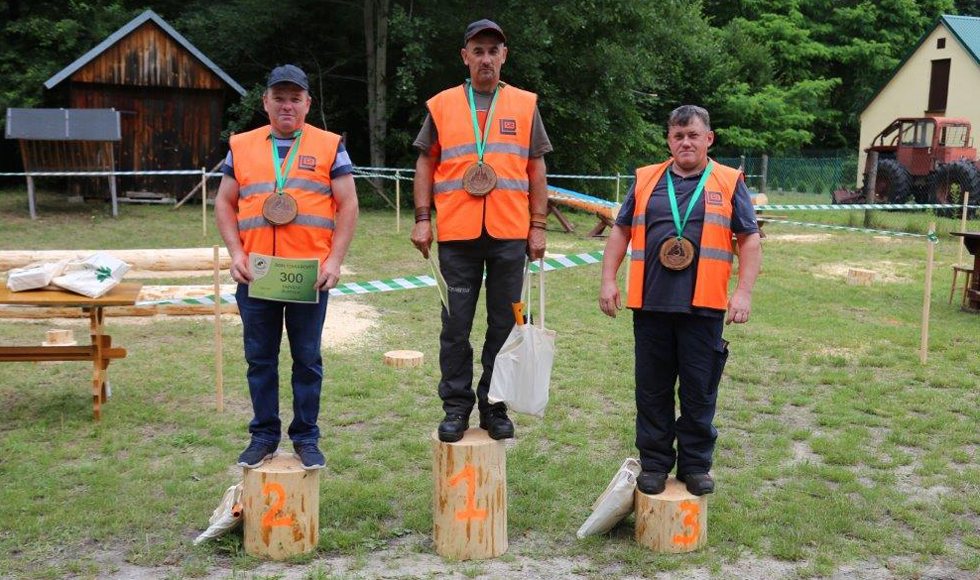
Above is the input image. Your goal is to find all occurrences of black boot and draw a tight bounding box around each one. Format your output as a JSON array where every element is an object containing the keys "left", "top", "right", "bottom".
[
  {"left": 479, "top": 405, "right": 514, "bottom": 440},
  {"left": 637, "top": 470, "right": 668, "bottom": 495},
  {"left": 438, "top": 413, "right": 469, "bottom": 442},
  {"left": 678, "top": 472, "right": 714, "bottom": 496}
]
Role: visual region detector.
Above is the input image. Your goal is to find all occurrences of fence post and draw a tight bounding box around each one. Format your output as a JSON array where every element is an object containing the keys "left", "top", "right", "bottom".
[
  {"left": 201, "top": 167, "right": 208, "bottom": 237},
  {"left": 864, "top": 151, "right": 879, "bottom": 228},
  {"left": 395, "top": 170, "right": 401, "bottom": 233},
  {"left": 739, "top": 155, "right": 745, "bottom": 172},
  {"left": 760, "top": 154, "right": 768, "bottom": 195},
  {"left": 958, "top": 190, "right": 970, "bottom": 265},
  {"left": 615, "top": 174, "right": 621, "bottom": 204},
  {"left": 920, "top": 222, "right": 935, "bottom": 364}
]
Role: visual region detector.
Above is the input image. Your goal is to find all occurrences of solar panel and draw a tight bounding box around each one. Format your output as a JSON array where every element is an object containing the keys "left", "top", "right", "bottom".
[{"left": 5, "top": 108, "right": 121, "bottom": 141}]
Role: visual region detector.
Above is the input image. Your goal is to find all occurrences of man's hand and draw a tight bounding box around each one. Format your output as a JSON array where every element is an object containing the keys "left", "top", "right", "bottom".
[
  {"left": 726, "top": 288, "right": 752, "bottom": 325},
  {"left": 316, "top": 258, "right": 342, "bottom": 290},
  {"left": 229, "top": 252, "right": 253, "bottom": 284},
  {"left": 599, "top": 279, "right": 622, "bottom": 318},
  {"left": 528, "top": 227, "right": 546, "bottom": 260},
  {"left": 411, "top": 220, "right": 433, "bottom": 258}
]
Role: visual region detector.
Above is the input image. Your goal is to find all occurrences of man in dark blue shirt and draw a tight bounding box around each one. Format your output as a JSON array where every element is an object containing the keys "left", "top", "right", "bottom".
[{"left": 599, "top": 105, "right": 762, "bottom": 496}]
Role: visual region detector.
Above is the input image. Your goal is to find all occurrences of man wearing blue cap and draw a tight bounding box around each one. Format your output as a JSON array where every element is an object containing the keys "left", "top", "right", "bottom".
[
  {"left": 215, "top": 64, "right": 359, "bottom": 470},
  {"left": 411, "top": 20, "right": 553, "bottom": 442}
]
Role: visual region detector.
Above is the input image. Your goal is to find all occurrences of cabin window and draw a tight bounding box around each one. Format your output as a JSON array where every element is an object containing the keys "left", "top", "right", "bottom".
[
  {"left": 940, "top": 125, "right": 969, "bottom": 147},
  {"left": 928, "top": 59, "right": 950, "bottom": 112}
]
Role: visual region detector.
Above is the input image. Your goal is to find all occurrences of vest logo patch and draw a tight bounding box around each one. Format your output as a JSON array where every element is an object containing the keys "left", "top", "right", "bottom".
[
  {"left": 706, "top": 191, "right": 723, "bottom": 205},
  {"left": 298, "top": 155, "right": 317, "bottom": 170},
  {"left": 499, "top": 119, "right": 517, "bottom": 135}
]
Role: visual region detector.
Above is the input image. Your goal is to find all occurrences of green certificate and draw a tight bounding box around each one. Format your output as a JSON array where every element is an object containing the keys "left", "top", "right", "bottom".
[{"left": 248, "top": 253, "right": 319, "bottom": 303}]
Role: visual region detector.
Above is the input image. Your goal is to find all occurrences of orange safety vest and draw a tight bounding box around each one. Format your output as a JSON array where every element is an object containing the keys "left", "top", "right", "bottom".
[
  {"left": 626, "top": 159, "right": 742, "bottom": 310},
  {"left": 427, "top": 83, "right": 537, "bottom": 241},
  {"left": 230, "top": 124, "right": 341, "bottom": 262}
]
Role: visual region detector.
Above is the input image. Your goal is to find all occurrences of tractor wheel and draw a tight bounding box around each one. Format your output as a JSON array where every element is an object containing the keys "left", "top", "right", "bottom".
[
  {"left": 929, "top": 160, "right": 980, "bottom": 218},
  {"left": 873, "top": 159, "right": 912, "bottom": 204}
]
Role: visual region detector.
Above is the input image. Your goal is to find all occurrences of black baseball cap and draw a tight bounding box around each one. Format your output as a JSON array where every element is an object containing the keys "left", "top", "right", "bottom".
[
  {"left": 463, "top": 19, "right": 506, "bottom": 45},
  {"left": 267, "top": 64, "right": 309, "bottom": 90}
]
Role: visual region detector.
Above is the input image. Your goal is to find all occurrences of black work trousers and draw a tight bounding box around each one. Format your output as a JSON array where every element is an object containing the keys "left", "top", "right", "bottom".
[
  {"left": 437, "top": 234, "right": 527, "bottom": 415},
  {"left": 633, "top": 310, "right": 729, "bottom": 475}
]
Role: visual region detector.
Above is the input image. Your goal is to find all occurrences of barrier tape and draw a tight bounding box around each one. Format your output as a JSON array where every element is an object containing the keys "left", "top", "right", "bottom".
[
  {"left": 757, "top": 203, "right": 978, "bottom": 211},
  {"left": 764, "top": 219, "right": 939, "bottom": 242},
  {"left": 131, "top": 250, "right": 605, "bottom": 306}
]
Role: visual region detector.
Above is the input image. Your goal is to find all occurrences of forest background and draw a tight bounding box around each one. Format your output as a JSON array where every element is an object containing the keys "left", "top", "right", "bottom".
[{"left": 2, "top": 0, "right": 980, "bottom": 176}]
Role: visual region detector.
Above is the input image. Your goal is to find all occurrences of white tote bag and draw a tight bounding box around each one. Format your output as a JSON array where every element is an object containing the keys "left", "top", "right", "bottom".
[
  {"left": 576, "top": 458, "right": 641, "bottom": 539},
  {"left": 487, "top": 258, "right": 556, "bottom": 417}
]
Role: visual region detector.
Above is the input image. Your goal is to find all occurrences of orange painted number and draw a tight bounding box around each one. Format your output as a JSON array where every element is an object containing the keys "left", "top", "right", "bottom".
[
  {"left": 672, "top": 500, "right": 700, "bottom": 546},
  {"left": 448, "top": 464, "right": 488, "bottom": 521},
  {"left": 261, "top": 482, "right": 294, "bottom": 528}
]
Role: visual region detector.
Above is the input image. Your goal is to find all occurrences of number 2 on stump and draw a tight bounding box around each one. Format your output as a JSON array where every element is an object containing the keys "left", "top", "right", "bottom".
[
  {"left": 449, "top": 464, "right": 487, "bottom": 521},
  {"left": 261, "top": 482, "right": 294, "bottom": 528},
  {"left": 672, "top": 500, "right": 700, "bottom": 546}
]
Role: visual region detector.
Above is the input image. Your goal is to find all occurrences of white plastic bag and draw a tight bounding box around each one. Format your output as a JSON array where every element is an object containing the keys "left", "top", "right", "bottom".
[
  {"left": 6, "top": 259, "right": 69, "bottom": 292},
  {"left": 487, "top": 259, "right": 556, "bottom": 418},
  {"left": 193, "top": 482, "right": 244, "bottom": 545},
  {"left": 52, "top": 253, "right": 130, "bottom": 298},
  {"left": 576, "top": 458, "right": 641, "bottom": 539}
]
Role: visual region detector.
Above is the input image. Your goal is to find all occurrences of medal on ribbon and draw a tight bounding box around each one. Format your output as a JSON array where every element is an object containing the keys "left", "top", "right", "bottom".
[
  {"left": 659, "top": 161, "right": 714, "bottom": 271},
  {"left": 261, "top": 130, "right": 303, "bottom": 225},
  {"left": 461, "top": 80, "right": 500, "bottom": 197}
]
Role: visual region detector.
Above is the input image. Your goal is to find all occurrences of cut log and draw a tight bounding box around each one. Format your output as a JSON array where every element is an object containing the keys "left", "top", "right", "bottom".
[
  {"left": 42, "top": 328, "right": 76, "bottom": 346},
  {"left": 432, "top": 428, "right": 507, "bottom": 560},
  {"left": 846, "top": 268, "right": 875, "bottom": 286},
  {"left": 0, "top": 248, "right": 232, "bottom": 271},
  {"left": 242, "top": 453, "right": 319, "bottom": 560},
  {"left": 634, "top": 477, "right": 707, "bottom": 553},
  {"left": 384, "top": 350, "right": 423, "bottom": 368}
]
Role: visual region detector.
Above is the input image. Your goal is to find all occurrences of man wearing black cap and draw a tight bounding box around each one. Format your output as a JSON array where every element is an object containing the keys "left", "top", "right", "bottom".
[
  {"left": 215, "top": 64, "right": 359, "bottom": 470},
  {"left": 411, "top": 20, "right": 553, "bottom": 442}
]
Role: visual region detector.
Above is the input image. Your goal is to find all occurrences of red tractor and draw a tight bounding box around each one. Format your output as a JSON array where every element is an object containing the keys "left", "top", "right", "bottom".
[{"left": 834, "top": 117, "right": 978, "bottom": 216}]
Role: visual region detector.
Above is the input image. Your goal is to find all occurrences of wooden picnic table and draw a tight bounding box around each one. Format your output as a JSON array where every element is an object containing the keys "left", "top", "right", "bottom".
[
  {"left": 951, "top": 232, "right": 980, "bottom": 312},
  {"left": 0, "top": 282, "right": 143, "bottom": 420}
]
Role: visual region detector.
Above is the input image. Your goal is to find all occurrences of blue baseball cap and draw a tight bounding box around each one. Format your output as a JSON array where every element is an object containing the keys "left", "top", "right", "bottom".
[{"left": 267, "top": 64, "right": 309, "bottom": 90}]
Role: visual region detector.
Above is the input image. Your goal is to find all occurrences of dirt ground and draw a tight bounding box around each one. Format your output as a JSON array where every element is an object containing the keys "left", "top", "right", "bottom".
[{"left": 85, "top": 535, "right": 972, "bottom": 580}]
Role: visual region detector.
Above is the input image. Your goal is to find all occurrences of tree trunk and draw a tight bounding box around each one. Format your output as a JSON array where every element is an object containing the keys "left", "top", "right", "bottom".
[{"left": 364, "top": 0, "right": 394, "bottom": 208}]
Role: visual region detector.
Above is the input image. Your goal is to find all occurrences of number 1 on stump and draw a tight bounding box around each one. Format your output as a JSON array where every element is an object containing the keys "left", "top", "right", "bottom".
[
  {"left": 432, "top": 428, "right": 507, "bottom": 560},
  {"left": 449, "top": 464, "right": 488, "bottom": 521}
]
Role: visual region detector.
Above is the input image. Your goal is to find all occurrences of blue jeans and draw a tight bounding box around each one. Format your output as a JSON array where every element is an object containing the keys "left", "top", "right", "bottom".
[{"left": 236, "top": 283, "right": 329, "bottom": 445}]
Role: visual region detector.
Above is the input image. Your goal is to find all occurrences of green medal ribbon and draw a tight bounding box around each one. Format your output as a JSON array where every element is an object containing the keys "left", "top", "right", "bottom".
[
  {"left": 466, "top": 80, "right": 501, "bottom": 166},
  {"left": 666, "top": 160, "right": 714, "bottom": 240},
  {"left": 271, "top": 130, "right": 304, "bottom": 195}
]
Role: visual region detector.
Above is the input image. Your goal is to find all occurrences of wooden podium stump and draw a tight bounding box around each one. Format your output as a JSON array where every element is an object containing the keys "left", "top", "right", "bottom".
[
  {"left": 635, "top": 477, "right": 707, "bottom": 553},
  {"left": 384, "top": 350, "right": 424, "bottom": 368},
  {"left": 242, "top": 453, "right": 319, "bottom": 560},
  {"left": 431, "top": 428, "right": 507, "bottom": 560}
]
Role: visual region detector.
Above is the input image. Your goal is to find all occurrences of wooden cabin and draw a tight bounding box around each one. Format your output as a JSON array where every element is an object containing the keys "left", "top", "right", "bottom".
[{"left": 43, "top": 10, "right": 245, "bottom": 195}]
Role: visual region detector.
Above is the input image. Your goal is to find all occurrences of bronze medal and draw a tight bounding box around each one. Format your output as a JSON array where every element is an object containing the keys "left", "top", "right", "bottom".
[
  {"left": 659, "top": 237, "right": 695, "bottom": 270},
  {"left": 462, "top": 163, "right": 497, "bottom": 197},
  {"left": 262, "top": 192, "right": 298, "bottom": 225}
]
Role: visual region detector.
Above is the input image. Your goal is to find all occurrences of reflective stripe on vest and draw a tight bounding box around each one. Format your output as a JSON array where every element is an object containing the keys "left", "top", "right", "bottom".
[
  {"left": 427, "top": 83, "right": 537, "bottom": 241},
  {"left": 230, "top": 123, "right": 341, "bottom": 262},
  {"left": 625, "top": 159, "right": 741, "bottom": 310}
]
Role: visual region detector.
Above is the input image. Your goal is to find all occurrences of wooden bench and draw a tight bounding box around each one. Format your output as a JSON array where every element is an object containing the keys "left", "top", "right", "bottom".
[{"left": 0, "top": 282, "right": 142, "bottom": 420}]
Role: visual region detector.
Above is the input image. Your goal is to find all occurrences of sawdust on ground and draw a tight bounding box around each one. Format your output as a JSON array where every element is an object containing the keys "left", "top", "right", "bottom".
[{"left": 812, "top": 260, "right": 910, "bottom": 283}]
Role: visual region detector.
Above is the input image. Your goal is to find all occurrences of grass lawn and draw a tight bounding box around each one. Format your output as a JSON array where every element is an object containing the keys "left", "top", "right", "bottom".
[{"left": 0, "top": 186, "right": 979, "bottom": 579}]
